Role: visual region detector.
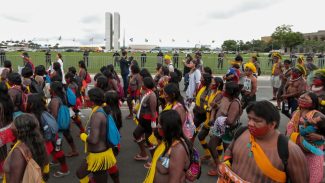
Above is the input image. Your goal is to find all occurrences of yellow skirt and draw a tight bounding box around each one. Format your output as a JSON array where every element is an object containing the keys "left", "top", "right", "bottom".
[{"left": 86, "top": 148, "right": 117, "bottom": 172}]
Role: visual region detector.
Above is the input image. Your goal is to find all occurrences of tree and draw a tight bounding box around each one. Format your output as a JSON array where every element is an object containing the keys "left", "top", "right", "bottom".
[
  {"left": 284, "top": 32, "right": 304, "bottom": 51},
  {"left": 271, "top": 24, "right": 292, "bottom": 49},
  {"left": 222, "top": 40, "right": 237, "bottom": 51}
]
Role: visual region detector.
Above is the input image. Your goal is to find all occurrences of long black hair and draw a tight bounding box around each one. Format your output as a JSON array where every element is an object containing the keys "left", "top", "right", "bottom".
[
  {"left": 140, "top": 68, "right": 153, "bottom": 79},
  {"left": 159, "top": 110, "right": 193, "bottom": 155},
  {"left": 26, "top": 93, "right": 47, "bottom": 133},
  {"left": 79, "top": 60, "right": 87, "bottom": 72},
  {"left": 0, "top": 82, "right": 14, "bottom": 127},
  {"left": 50, "top": 81, "right": 67, "bottom": 105},
  {"left": 88, "top": 87, "right": 105, "bottom": 106},
  {"left": 105, "top": 91, "right": 122, "bottom": 130},
  {"left": 14, "top": 114, "right": 47, "bottom": 169},
  {"left": 214, "top": 77, "right": 224, "bottom": 91},
  {"left": 163, "top": 83, "right": 187, "bottom": 111},
  {"left": 52, "top": 62, "right": 62, "bottom": 82},
  {"left": 96, "top": 76, "right": 110, "bottom": 92}
]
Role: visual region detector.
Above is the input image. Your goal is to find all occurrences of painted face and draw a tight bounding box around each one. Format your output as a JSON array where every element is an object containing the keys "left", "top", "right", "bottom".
[{"left": 247, "top": 111, "right": 273, "bottom": 138}]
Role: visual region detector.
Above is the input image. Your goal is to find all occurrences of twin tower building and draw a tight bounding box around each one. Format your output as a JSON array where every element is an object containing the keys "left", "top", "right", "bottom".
[{"left": 105, "top": 12, "right": 120, "bottom": 51}]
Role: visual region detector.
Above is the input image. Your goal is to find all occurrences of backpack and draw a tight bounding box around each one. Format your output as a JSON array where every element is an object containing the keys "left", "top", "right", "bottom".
[
  {"left": 179, "top": 140, "right": 201, "bottom": 182},
  {"left": 97, "top": 109, "right": 121, "bottom": 146},
  {"left": 172, "top": 103, "right": 195, "bottom": 139},
  {"left": 233, "top": 126, "right": 289, "bottom": 182},
  {"left": 11, "top": 86, "right": 29, "bottom": 112},
  {"left": 85, "top": 72, "right": 91, "bottom": 83},
  {"left": 16, "top": 144, "right": 43, "bottom": 183},
  {"left": 41, "top": 111, "right": 58, "bottom": 141},
  {"left": 56, "top": 98, "right": 71, "bottom": 130},
  {"left": 30, "top": 78, "right": 43, "bottom": 94},
  {"left": 174, "top": 68, "right": 183, "bottom": 82},
  {"left": 66, "top": 87, "right": 77, "bottom": 106}
]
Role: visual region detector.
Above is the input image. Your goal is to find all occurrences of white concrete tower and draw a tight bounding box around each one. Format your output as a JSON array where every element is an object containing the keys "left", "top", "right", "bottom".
[
  {"left": 105, "top": 12, "right": 113, "bottom": 50},
  {"left": 113, "top": 12, "right": 120, "bottom": 51}
]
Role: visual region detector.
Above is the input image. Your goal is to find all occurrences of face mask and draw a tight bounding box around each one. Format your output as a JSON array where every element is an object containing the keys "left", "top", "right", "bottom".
[
  {"left": 141, "top": 86, "right": 147, "bottom": 91},
  {"left": 313, "top": 78, "right": 323, "bottom": 87},
  {"left": 311, "top": 85, "right": 324, "bottom": 92},
  {"left": 158, "top": 128, "right": 164, "bottom": 137},
  {"left": 248, "top": 125, "right": 270, "bottom": 138},
  {"left": 298, "top": 98, "right": 313, "bottom": 109},
  {"left": 211, "top": 85, "right": 217, "bottom": 90}
]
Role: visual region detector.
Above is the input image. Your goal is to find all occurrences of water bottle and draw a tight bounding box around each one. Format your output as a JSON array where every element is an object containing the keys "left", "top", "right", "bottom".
[
  {"left": 55, "top": 138, "right": 62, "bottom": 151},
  {"left": 284, "top": 101, "right": 289, "bottom": 111}
]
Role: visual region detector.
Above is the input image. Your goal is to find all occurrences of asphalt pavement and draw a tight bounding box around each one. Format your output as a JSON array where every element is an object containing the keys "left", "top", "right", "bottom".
[{"left": 47, "top": 78, "right": 292, "bottom": 183}]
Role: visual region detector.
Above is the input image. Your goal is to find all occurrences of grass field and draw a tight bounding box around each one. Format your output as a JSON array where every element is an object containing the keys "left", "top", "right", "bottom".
[{"left": 2, "top": 51, "right": 317, "bottom": 74}]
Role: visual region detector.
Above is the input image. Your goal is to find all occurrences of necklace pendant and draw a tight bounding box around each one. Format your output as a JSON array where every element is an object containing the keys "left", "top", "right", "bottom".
[{"left": 248, "top": 151, "right": 253, "bottom": 158}]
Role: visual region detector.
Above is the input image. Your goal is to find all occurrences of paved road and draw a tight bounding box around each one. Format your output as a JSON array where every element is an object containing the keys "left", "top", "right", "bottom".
[{"left": 48, "top": 78, "right": 292, "bottom": 183}]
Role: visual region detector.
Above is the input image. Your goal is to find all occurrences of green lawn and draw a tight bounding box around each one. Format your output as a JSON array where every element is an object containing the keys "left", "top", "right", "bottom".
[{"left": 1, "top": 51, "right": 307, "bottom": 75}]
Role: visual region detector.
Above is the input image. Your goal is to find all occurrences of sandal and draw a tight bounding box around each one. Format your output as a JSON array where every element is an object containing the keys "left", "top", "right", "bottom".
[
  {"left": 134, "top": 154, "right": 149, "bottom": 161},
  {"left": 53, "top": 170, "right": 70, "bottom": 178},
  {"left": 144, "top": 162, "right": 152, "bottom": 169},
  {"left": 65, "top": 151, "right": 79, "bottom": 157},
  {"left": 207, "top": 169, "right": 218, "bottom": 176}
]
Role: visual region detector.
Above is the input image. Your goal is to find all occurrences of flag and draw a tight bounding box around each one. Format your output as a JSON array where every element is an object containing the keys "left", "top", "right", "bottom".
[
  {"left": 172, "top": 39, "right": 175, "bottom": 42},
  {"left": 159, "top": 39, "right": 162, "bottom": 43},
  {"left": 145, "top": 38, "right": 148, "bottom": 42},
  {"left": 212, "top": 40, "right": 215, "bottom": 43},
  {"left": 187, "top": 40, "right": 190, "bottom": 42},
  {"left": 129, "top": 38, "right": 133, "bottom": 42},
  {"left": 72, "top": 38, "right": 76, "bottom": 42},
  {"left": 58, "top": 36, "right": 62, "bottom": 41},
  {"left": 89, "top": 37, "right": 94, "bottom": 42}
]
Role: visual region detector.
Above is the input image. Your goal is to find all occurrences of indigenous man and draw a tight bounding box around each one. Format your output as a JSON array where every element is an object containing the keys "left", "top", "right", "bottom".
[
  {"left": 311, "top": 69, "right": 325, "bottom": 114},
  {"left": 241, "top": 62, "right": 257, "bottom": 109},
  {"left": 78, "top": 88, "right": 117, "bottom": 183},
  {"left": 270, "top": 53, "right": 283, "bottom": 100},
  {"left": 219, "top": 101, "right": 309, "bottom": 183},
  {"left": 164, "top": 55, "right": 174, "bottom": 73},
  {"left": 281, "top": 65, "right": 307, "bottom": 118},
  {"left": 276, "top": 60, "right": 292, "bottom": 110}
]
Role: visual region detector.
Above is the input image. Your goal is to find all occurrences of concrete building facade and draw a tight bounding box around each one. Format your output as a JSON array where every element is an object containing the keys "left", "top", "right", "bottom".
[
  {"left": 105, "top": 12, "right": 113, "bottom": 50},
  {"left": 113, "top": 12, "right": 120, "bottom": 51}
]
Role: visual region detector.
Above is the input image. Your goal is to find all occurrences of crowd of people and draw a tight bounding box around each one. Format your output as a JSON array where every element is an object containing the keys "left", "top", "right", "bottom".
[{"left": 0, "top": 49, "right": 324, "bottom": 183}]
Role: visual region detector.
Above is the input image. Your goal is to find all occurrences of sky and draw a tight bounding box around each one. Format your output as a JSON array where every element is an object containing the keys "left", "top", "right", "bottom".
[{"left": 1, "top": 0, "right": 325, "bottom": 48}]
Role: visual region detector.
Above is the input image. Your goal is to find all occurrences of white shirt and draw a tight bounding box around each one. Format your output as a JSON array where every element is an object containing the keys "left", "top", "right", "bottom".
[
  {"left": 168, "top": 63, "right": 174, "bottom": 73},
  {"left": 186, "top": 69, "right": 201, "bottom": 98}
]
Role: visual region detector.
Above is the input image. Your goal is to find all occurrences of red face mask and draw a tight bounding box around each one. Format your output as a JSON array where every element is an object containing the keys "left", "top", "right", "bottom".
[
  {"left": 158, "top": 128, "right": 164, "bottom": 137},
  {"left": 211, "top": 84, "right": 217, "bottom": 90},
  {"left": 298, "top": 99, "right": 313, "bottom": 109},
  {"left": 248, "top": 125, "right": 270, "bottom": 138}
]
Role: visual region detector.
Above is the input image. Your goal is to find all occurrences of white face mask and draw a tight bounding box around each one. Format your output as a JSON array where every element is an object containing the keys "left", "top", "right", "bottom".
[{"left": 312, "top": 85, "right": 324, "bottom": 92}]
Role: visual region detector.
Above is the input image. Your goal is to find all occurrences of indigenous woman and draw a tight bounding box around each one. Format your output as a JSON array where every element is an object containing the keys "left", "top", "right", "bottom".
[
  {"left": 143, "top": 110, "right": 191, "bottom": 183},
  {"left": 133, "top": 77, "right": 157, "bottom": 162},
  {"left": 78, "top": 88, "right": 118, "bottom": 183},
  {"left": 193, "top": 73, "right": 212, "bottom": 133},
  {"left": 286, "top": 92, "right": 325, "bottom": 183},
  {"left": 198, "top": 77, "right": 224, "bottom": 161},
  {"left": 127, "top": 64, "right": 142, "bottom": 119},
  {"left": 208, "top": 82, "right": 242, "bottom": 176},
  {"left": 3, "top": 114, "right": 48, "bottom": 182}
]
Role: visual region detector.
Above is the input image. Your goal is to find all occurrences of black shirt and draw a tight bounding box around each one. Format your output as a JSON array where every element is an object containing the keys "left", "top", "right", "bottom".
[{"left": 119, "top": 57, "right": 130, "bottom": 75}]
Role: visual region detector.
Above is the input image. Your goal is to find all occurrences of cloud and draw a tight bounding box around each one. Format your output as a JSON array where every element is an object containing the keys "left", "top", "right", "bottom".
[
  {"left": 2, "top": 14, "right": 27, "bottom": 23},
  {"left": 80, "top": 15, "right": 102, "bottom": 24},
  {"left": 207, "top": 0, "right": 282, "bottom": 19}
]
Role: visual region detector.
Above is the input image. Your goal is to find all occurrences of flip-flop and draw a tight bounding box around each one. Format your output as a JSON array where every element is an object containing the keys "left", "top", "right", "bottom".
[
  {"left": 144, "top": 162, "right": 151, "bottom": 169},
  {"left": 207, "top": 169, "right": 218, "bottom": 176},
  {"left": 53, "top": 170, "right": 70, "bottom": 178},
  {"left": 134, "top": 154, "right": 149, "bottom": 161}
]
